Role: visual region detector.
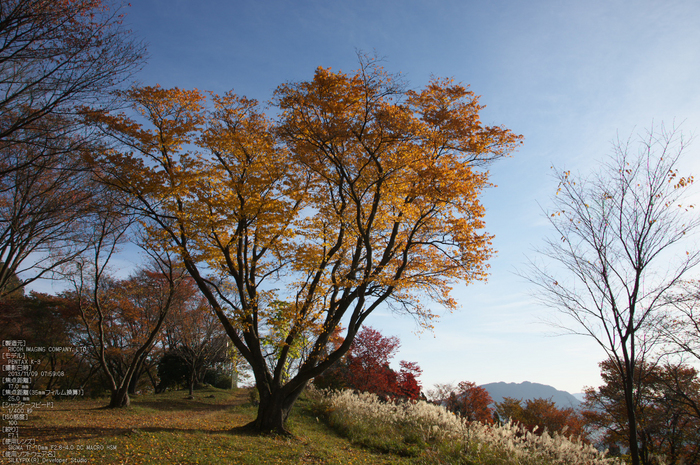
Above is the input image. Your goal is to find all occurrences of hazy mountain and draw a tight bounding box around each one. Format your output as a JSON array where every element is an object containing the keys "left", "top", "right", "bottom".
[{"left": 480, "top": 381, "right": 582, "bottom": 410}]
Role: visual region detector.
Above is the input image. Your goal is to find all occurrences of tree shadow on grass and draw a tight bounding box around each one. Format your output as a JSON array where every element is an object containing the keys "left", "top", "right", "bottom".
[
  {"left": 22, "top": 424, "right": 252, "bottom": 444},
  {"left": 133, "top": 399, "right": 233, "bottom": 412}
]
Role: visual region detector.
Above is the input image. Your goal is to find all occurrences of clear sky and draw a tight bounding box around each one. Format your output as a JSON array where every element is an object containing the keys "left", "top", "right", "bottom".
[{"left": 49, "top": 0, "right": 700, "bottom": 394}]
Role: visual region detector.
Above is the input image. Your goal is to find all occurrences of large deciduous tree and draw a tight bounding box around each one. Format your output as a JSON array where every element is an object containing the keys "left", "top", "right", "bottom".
[
  {"left": 0, "top": 0, "right": 143, "bottom": 151},
  {"left": 69, "top": 200, "right": 184, "bottom": 408},
  {"left": 87, "top": 56, "right": 521, "bottom": 432},
  {"left": 0, "top": 0, "right": 144, "bottom": 294},
  {"left": 0, "top": 134, "right": 96, "bottom": 296},
  {"left": 75, "top": 262, "right": 186, "bottom": 408},
  {"left": 527, "top": 126, "right": 700, "bottom": 465}
]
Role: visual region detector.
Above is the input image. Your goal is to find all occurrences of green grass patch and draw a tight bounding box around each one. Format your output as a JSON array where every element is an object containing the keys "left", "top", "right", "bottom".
[
  {"left": 8, "top": 387, "right": 414, "bottom": 464},
  {"left": 7, "top": 387, "right": 618, "bottom": 464}
]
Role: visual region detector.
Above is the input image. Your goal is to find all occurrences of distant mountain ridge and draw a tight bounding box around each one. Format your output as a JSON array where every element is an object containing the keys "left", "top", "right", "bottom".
[{"left": 479, "top": 381, "right": 582, "bottom": 410}]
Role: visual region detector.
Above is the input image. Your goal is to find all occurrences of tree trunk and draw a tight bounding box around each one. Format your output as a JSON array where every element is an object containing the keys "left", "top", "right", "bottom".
[
  {"left": 128, "top": 359, "right": 143, "bottom": 395},
  {"left": 145, "top": 365, "right": 158, "bottom": 391},
  {"left": 249, "top": 382, "right": 307, "bottom": 435},
  {"left": 639, "top": 429, "right": 650, "bottom": 465},
  {"left": 109, "top": 385, "right": 130, "bottom": 408},
  {"left": 623, "top": 366, "right": 641, "bottom": 465}
]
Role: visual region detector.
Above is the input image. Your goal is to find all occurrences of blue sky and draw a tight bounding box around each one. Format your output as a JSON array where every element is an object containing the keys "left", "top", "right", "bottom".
[{"left": 61, "top": 0, "right": 700, "bottom": 394}]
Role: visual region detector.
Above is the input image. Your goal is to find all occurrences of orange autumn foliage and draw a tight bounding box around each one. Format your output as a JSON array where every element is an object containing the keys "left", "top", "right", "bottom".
[
  {"left": 495, "top": 397, "right": 588, "bottom": 440},
  {"left": 446, "top": 381, "right": 495, "bottom": 424},
  {"left": 85, "top": 55, "right": 522, "bottom": 432}
]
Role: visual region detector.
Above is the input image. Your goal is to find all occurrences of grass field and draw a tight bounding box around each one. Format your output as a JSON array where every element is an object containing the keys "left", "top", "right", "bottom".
[
  {"left": 6, "top": 387, "right": 622, "bottom": 464},
  {"left": 5, "top": 387, "right": 413, "bottom": 465}
]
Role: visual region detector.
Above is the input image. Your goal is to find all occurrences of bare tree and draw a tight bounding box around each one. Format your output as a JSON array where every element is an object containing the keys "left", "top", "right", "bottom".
[
  {"left": 0, "top": 0, "right": 144, "bottom": 159},
  {"left": 660, "top": 280, "right": 700, "bottom": 363},
  {"left": 69, "top": 200, "right": 184, "bottom": 408},
  {"left": 0, "top": 0, "right": 144, "bottom": 293},
  {"left": 0, "top": 125, "right": 96, "bottom": 296},
  {"left": 526, "top": 125, "right": 700, "bottom": 465}
]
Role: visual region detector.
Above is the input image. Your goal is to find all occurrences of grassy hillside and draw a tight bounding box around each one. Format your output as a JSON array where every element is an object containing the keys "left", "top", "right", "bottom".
[
  {"left": 8, "top": 387, "right": 618, "bottom": 464},
  {"left": 11, "top": 387, "right": 412, "bottom": 464}
]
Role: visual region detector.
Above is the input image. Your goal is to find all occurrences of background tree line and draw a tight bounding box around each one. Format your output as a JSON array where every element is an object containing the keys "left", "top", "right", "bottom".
[{"left": 0, "top": 265, "right": 243, "bottom": 404}]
